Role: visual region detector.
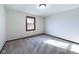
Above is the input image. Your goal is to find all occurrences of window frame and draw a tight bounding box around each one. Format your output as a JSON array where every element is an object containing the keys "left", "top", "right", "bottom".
[{"left": 26, "top": 16, "right": 36, "bottom": 31}]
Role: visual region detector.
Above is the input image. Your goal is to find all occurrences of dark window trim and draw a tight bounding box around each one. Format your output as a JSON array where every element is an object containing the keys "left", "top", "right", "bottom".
[{"left": 26, "top": 16, "right": 36, "bottom": 31}]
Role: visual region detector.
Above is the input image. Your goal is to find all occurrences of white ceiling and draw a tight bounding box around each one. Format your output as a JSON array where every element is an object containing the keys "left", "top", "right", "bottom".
[{"left": 5, "top": 4, "right": 79, "bottom": 17}]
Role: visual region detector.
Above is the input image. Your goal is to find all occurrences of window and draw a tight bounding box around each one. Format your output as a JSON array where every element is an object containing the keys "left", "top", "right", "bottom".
[{"left": 26, "top": 16, "right": 36, "bottom": 31}]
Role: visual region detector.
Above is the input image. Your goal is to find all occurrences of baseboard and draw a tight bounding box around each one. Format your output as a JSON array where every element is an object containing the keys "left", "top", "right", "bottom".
[
  {"left": 6, "top": 33, "right": 45, "bottom": 42},
  {"left": 0, "top": 42, "right": 7, "bottom": 53},
  {"left": 44, "top": 33, "right": 79, "bottom": 44}
]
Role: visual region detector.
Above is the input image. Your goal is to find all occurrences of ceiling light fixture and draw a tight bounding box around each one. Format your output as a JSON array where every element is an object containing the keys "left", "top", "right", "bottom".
[{"left": 39, "top": 4, "right": 46, "bottom": 8}]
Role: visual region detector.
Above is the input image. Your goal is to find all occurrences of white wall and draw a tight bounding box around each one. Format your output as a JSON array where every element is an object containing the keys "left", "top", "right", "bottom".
[
  {"left": 6, "top": 9, "right": 44, "bottom": 40},
  {"left": 45, "top": 8, "right": 79, "bottom": 43},
  {"left": 0, "top": 5, "right": 6, "bottom": 50}
]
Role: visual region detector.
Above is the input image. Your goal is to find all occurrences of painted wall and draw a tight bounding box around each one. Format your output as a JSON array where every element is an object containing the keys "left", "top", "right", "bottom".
[
  {"left": 45, "top": 8, "right": 79, "bottom": 43},
  {"left": 6, "top": 9, "right": 44, "bottom": 40},
  {"left": 0, "top": 5, "right": 6, "bottom": 50}
]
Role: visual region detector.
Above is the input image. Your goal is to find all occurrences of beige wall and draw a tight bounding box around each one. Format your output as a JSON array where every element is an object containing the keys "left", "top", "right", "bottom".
[
  {"left": 45, "top": 8, "right": 79, "bottom": 43},
  {"left": 6, "top": 9, "right": 45, "bottom": 40},
  {"left": 0, "top": 5, "right": 6, "bottom": 50}
]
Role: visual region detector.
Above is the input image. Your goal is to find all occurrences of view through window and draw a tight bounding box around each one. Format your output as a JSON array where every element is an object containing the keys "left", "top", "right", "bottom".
[{"left": 26, "top": 16, "right": 35, "bottom": 31}]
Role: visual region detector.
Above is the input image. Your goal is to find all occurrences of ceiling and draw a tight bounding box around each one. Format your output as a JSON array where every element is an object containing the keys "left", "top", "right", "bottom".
[{"left": 5, "top": 4, "right": 79, "bottom": 17}]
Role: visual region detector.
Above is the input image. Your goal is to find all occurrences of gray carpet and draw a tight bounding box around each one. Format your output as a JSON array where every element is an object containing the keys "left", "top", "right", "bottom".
[{"left": 1, "top": 34, "right": 79, "bottom": 54}]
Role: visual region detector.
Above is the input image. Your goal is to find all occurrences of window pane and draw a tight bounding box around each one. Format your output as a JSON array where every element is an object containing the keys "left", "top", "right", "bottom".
[
  {"left": 27, "top": 18, "right": 30, "bottom": 23},
  {"left": 30, "top": 18, "right": 34, "bottom": 23},
  {"left": 27, "top": 23, "right": 34, "bottom": 30},
  {"left": 27, "top": 18, "right": 34, "bottom": 23},
  {"left": 30, "top": 24, "right": 34, "bottom": 29}
]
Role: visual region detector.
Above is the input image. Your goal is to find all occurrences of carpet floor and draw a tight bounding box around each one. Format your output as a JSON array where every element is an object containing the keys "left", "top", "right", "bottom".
[{"left": 1, "top": 34, "right": 79, "bottom": 54}]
